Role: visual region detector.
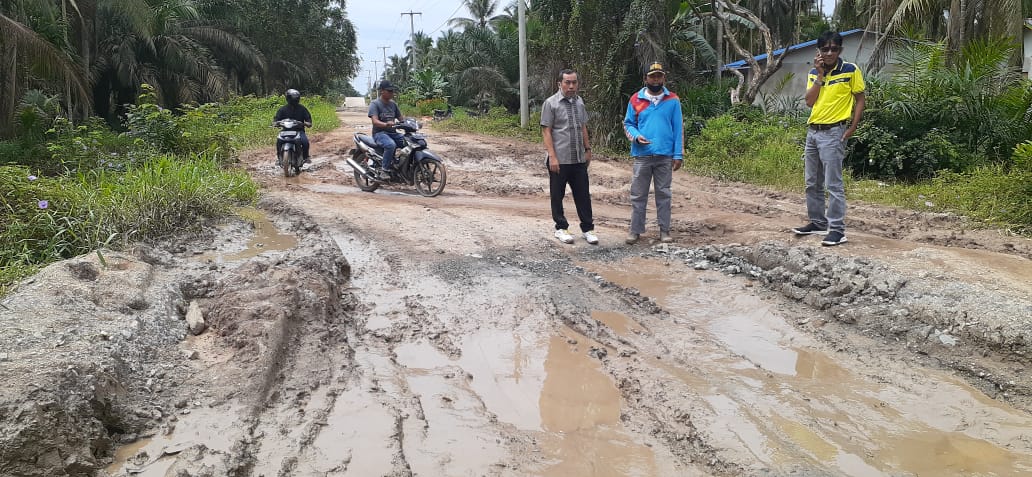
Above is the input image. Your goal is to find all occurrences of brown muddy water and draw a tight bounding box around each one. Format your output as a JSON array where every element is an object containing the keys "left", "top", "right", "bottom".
[
  {"left": 199, "top": 207, "right": 298, "bottom": 263},
  {"left": 586, "top": 257, "right": 1032, "bottom": 476},
  {"left": 106, "top": 223, "right": 1032, "bottom": 476}
]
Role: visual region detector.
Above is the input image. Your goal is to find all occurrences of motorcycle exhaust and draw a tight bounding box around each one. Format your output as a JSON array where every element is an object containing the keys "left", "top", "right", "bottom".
[{"left": 346, "top": 155, "right": 375, "bottom": 178}]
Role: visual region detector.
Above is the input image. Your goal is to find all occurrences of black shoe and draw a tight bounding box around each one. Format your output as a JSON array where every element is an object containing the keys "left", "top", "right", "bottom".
[
  {"left": 821, "top": 231, "right": 848, "bottom": 246},
  {"left": 303, "top": 157, "right": 311, "bottom": 164},
  {"left": 792, "top": 223, "right": 828, "bottom": 235}
]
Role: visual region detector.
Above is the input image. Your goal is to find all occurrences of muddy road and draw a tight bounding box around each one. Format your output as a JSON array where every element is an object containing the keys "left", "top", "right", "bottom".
[{"left": 4, "top": 108, "right": 1032, "bottom": 477}]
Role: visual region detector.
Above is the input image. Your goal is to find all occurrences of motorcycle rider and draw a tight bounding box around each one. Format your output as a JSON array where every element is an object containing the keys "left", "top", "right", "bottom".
[
  {"left": 368, "top": 80, "right": 405, "bottom": 179},
  {"left": 273, "top": 89, "right": 313, "bottom": 165}
]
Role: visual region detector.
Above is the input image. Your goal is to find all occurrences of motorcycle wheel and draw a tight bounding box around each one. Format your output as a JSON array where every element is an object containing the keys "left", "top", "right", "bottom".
[
  {"left": 282, "top": 150, "right": 293, "bottom": 177},
  {"left": 353, "top": 152, "right": 380, "bottom": 192},
  {"left": 415, "top": 159, "right": 447, "bottom": 197},
  {"left": 291, "top": 152, "right": 302, "bottom": 176}
]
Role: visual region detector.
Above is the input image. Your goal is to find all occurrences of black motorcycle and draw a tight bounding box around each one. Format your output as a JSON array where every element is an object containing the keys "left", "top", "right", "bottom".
[
  {"left": 274, "top": 118, "right": 305, "bottom": 177},
  {"left": 347, "top": 118, "right": 447, "bottom": 197}
]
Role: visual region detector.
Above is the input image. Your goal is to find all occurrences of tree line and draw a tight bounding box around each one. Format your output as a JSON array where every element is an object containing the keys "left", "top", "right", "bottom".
[
  {"left": 0, "top": 0, "right": 360, "bottom": 137},
  {"left": 381, "top": 0, "right": 1030, "bottom": 149}
]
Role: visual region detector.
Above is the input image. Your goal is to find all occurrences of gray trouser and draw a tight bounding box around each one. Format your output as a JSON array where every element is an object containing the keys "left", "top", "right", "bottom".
[
  {"left": 803, "top": 126, "right": 847, "bottom": 233},
  {"left": 629, "top": 155, "right": 673, "bottom": 235}
]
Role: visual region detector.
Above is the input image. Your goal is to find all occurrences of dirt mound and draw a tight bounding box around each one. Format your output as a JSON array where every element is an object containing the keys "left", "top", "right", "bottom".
[{"left": 0, "top": 199, "right": 350, "bottom": 477}]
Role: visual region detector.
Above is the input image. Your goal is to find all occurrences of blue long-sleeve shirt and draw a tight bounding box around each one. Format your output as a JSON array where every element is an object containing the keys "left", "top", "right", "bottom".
[{"left": 623, "top": 87, "right": 684, "bottom": 160}]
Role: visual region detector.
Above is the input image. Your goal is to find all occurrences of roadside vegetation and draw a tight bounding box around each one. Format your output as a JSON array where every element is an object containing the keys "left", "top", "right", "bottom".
[
  {"left": 431, "top": 37, "right": 1032, "bottom": 234},
  {"left": 0, "top": 93, "right": 338, "bottom": 295}
]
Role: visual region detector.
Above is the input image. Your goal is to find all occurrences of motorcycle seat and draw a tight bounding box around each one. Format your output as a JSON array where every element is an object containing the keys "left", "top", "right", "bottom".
[{"left": 356, "top": 134, "right": 379, "bottom": 149}]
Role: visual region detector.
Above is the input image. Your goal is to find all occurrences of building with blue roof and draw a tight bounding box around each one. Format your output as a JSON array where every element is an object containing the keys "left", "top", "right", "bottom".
[{"left": 722, "top": 29, "right": 894, "bottom": 109}]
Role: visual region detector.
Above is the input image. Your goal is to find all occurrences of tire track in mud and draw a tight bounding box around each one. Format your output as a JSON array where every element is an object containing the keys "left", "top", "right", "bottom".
[{"left": 99, "top": 110, "right": 1032, "bottom": 477}]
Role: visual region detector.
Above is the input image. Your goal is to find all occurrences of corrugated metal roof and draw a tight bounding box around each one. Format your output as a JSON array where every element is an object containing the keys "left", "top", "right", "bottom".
[{"left": 723, "top": 29, "right": 865, "bottom": 69}]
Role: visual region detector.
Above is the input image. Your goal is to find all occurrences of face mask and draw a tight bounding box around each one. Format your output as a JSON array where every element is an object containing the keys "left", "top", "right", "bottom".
[{"left": 646, "top": 83, "right": 664, "bottom": 93}]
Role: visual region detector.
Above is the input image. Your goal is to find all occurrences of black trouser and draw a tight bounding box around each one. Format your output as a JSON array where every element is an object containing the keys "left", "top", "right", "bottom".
[{"left": 549, "top": 162, "right": 594, "bottom": 232}]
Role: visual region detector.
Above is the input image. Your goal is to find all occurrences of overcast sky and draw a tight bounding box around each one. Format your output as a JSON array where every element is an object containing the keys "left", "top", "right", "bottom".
[
  {"left": 347, "top": 0, "right": 464, "bottom": 94},
  {"left": 345, "top": 0, "right": 839, "bottom": 94}
]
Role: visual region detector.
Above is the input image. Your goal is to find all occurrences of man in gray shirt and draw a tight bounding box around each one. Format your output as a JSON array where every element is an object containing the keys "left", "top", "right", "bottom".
[
  {"left": 541, "top": 69, "right": 597, "bottom": 245},
  {"left": 368, "top": 80, "right": 405, "bottom": 179}
]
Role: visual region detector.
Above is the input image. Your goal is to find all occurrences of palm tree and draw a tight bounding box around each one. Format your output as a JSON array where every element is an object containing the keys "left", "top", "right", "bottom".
[
  {"left": 847, "top": 0, "right": 1023, "bottom": 71},
  {"left": 0, "top": 4, "right": 91, "bottom": 137},
  {"left": 91, "top": 0, "right": 261, "bottom": 119},
  {"left": 384, "top": 54, "right": 411, "bottom": 84},
  {"left": 405, "top": 31, "right": 434, "bottom": 71},
  {"left": 448, "top": 0, "right": 506, "bottom": 30}
]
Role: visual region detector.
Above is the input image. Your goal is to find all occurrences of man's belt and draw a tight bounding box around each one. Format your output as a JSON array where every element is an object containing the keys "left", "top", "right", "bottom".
[{"left": 809, "top": 120, "right": 850, "bottom": 130}]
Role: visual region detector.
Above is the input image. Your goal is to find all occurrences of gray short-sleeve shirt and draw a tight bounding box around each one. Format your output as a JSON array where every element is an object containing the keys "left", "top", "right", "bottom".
[
  {"left": 368, "top": 99, "right": 402, "bottom": 134},
  {"left": 540, "top": 90, "right": 589, "bottom": 165}
]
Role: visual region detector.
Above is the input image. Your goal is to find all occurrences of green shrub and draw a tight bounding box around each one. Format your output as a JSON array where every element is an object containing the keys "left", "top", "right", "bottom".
[
  {"left": 852, "top": 164, "right": 1032, "bottom": 232},
  {"left": 44, "top": 117, "right": 142, "bottom": 174},
  {"left": 435, "top": 108, "right": 541, "bottom": 142},
  {"left": 848, "top": 124, "right": 975, "bottom": 181},
  {"left": 1011, "top": 140, "right": 1032, "bottom": 171},
  {"left": 416, "top": 98, "right": 448, "bottom": 117},
  {"left": 677, "top": 80, "right": 734, "bottom": 119},
  {"left": 686, "top": 113, "right": 807, "bottom": 188},
  {"left": 850, "top": 41, "right": 1032, "bottom": 180}
]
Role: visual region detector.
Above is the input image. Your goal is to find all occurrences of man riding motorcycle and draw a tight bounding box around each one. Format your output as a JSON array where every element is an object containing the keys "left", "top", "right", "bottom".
[
  {"left": 367, "top": 80, "right": 406, "bottom": 179},
  {"left": 273, "top": 89, "right": 313, "bottom": 165}
]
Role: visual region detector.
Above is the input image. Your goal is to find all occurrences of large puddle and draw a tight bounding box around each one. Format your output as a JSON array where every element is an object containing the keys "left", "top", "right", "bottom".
[
  {"left": 394, "top": 325, "right": 672, "bottom": 476},
  {"left": 199, "top": 207, "right": 297, "bottom": 263},
  {"left": 585, "top": 256, "right": 1032, "bottom": 476}
]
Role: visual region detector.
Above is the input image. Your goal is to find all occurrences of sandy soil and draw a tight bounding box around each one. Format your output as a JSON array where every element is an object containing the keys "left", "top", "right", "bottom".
[{"left": 1, "top": 108, "right": 1030, "bottom": 477}]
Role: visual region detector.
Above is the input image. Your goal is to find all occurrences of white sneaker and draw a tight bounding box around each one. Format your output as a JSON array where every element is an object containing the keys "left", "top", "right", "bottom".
[
  {"left": 554, "top": 229, "right": 574, "bottom": 244},
  {"left": 583, "top": 230, "right": 599, "bottom": 245}
]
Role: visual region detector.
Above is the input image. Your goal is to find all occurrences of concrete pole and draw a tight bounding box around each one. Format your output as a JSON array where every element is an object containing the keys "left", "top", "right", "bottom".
[
  {"left": 378, "top": 46, "right": 390, "bottom": 74},
  {"left": 518, "top": 0, "right": 528, "bottom": 127},
  {"left": 372, "top": 59, "right": 381, "bottom": 84},
  {"left": 401, "top": 11, "right": 422, "bottom": 70}
]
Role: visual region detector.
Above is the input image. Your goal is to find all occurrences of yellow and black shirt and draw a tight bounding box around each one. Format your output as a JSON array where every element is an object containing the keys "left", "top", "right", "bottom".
[{"left": 807, "top": 58, "right": 865, "bottom": 125}]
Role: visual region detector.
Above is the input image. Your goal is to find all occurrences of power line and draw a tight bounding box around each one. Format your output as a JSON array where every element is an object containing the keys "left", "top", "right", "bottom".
[{"left": 427, "top": 2, "right": 466, "bottom": 36}]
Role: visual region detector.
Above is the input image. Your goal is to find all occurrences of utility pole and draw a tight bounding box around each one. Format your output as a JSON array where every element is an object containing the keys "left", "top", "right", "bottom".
[
  {"left": 372, "top": 59, "right": 381, "bottom": 87},
  {"left": 378, "top": 45, "right": 390, "bottom": 74},
  {"left": 518, "top": 0, "right": 528, "bottom": 127},
  {"left": 714, "top": 0, "right": 723, "bottom": 86},
  {"left": 401, "top": 11, "right": 422, "bottom": 70}
]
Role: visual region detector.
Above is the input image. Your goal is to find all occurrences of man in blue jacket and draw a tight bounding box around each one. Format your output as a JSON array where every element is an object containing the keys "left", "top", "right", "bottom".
[{"left": 622, "top": 62, "right": 684, "bottom": 244}]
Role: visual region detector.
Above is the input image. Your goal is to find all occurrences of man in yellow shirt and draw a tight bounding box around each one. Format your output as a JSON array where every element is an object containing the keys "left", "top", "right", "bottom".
[{"left": 792, "top": 31, "right": 865, "bottom": 246}]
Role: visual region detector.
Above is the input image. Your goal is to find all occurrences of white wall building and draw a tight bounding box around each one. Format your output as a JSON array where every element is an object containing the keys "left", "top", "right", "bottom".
[{"left": 724, "top": 29, "right": 896, "bottom": 108}]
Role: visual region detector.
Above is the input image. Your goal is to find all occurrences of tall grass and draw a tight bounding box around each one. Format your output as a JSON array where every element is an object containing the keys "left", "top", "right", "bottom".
[
  {"left": 0, "top": 159, "right": 257, "bottom": 294},
  {"left": 434, "top": 107, "right": 542, "bottom": 143},
  {"left": 686, "top": 114, "right": 806, "bottom": 189},
  {"left": 0, "top": 94, "right": 336, "bottom": 295},
  {"left": 688, "top": 113, "right": 1031, "bottom": 233},
  {"left": 223, "top": 95, "right": 339, "bottom": 150},
  {"left": 851, "top": 165, "right": 1032, "bottom": 232}
]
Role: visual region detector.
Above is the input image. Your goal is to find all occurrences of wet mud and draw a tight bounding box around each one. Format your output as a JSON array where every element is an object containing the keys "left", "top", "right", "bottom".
[{"left": 2, "top": 108, "right": 1030, "bottom": 477}]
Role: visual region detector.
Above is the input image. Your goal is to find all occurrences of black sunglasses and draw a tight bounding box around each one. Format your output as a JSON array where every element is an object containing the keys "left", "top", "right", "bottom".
[{"left": 819, "top": 46, "right": 842, "bottom": 53}]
